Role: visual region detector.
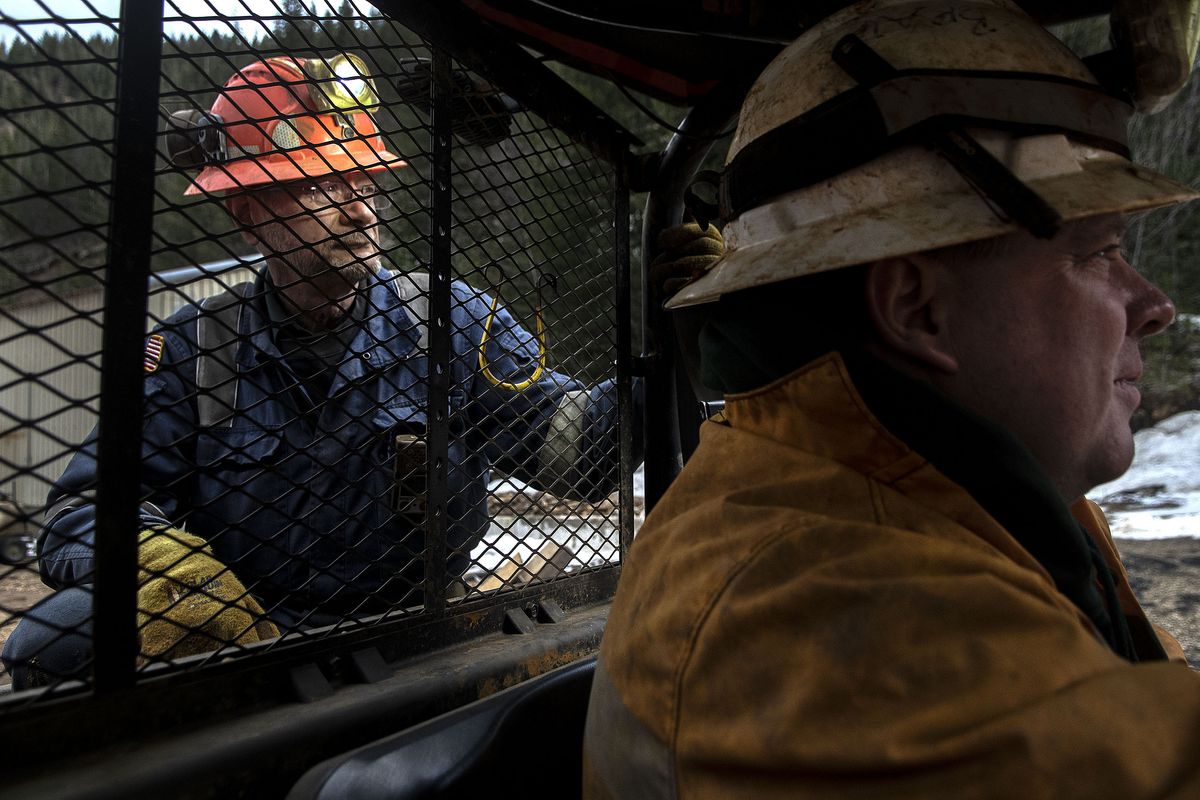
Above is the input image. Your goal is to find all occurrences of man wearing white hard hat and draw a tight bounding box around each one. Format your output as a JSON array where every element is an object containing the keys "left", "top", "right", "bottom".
[{"left": 585, "top": 2, "right": 1200, "bottom": 796}]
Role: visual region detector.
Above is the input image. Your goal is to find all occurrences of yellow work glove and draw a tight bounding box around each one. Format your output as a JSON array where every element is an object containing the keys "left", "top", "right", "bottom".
[
  {"left": 136, "top": 528, "right": 279, "bottom": 662},
  {"left": 649, "top": 221, "right": 725, "bottom": 299}
]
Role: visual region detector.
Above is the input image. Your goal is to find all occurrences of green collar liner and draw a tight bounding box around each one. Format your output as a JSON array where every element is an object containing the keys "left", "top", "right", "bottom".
[{"left": 844, "top": 352, "right": 1154, "bottom": 662}]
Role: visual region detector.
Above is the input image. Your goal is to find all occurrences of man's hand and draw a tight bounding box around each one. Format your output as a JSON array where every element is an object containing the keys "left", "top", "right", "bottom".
[
  {"left": 136, "top": 528, "right": 279, "bottom": 662},
  {"left": 649, "top": 221, "right": 725, "bottom": 299}
]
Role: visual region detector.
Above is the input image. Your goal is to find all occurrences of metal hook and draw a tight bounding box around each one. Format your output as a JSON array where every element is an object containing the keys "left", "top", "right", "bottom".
[{"left": 478, "top": 267, "right": 549, "bottom": 391}]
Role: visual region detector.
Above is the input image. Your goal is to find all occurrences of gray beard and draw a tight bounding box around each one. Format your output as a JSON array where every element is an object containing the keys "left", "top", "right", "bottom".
[
  {"left": 259, "top": 225, "right": 380, "bottom": 287},
  {"left": 300, "top": 236, "right": 378, "bottom": 286}
]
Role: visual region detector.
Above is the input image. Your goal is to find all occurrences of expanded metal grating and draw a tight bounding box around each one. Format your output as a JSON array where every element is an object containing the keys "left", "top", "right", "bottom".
[{"left": 0, "top": 1, "right": 632, "bottom": 697}]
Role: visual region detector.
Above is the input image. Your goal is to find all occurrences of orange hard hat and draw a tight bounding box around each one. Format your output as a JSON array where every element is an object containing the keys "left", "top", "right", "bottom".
[{"left": 184, "top": 55, "right": 405, "bottom": 195}]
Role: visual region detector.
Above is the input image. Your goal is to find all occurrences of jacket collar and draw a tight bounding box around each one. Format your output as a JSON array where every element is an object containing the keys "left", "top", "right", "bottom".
[
  {"left": 234, "top": 268, "right": 424, "bottom": 372},
  {"left": 724, "top": 352, "right": 1151, "bottom": 661},
  {"left": 725, "top": 352, "right": 911, "bottom": 480}
]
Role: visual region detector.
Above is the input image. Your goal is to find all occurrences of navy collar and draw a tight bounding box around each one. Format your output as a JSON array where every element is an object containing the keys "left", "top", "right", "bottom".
[{"left": 235, "top": 268, "right": 425, "bottom": 373}]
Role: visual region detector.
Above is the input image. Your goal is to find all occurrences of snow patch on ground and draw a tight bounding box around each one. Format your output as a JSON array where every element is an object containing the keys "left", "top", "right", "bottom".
[
  {"left": 1090, "top": 411, "right": 1200, "bottom": 539},
  {"left": 486, "top": 475, "right": 540, "bottom": 496},
  {"left": 488, "top": 466, "right": 645, "bottom": 500}
]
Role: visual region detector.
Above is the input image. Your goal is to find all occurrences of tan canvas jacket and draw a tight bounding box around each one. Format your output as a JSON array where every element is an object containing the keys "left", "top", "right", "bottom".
[{"left": 585, "top": 353, "right": 1200, "bottom": 799}]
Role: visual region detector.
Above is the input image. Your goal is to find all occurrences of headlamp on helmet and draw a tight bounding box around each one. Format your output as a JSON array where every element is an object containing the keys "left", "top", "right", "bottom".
[
  {"left": 1107, "top": 0, "right": 1200, "bottom": 113},
  {"left": 304, "top": 53, "right": 381, "bottom": 113}
]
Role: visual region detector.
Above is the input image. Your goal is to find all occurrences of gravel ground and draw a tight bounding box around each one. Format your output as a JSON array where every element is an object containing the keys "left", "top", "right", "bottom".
[
  {"left": 0, "top": 563, "right": 51, "bottom": 673},
  {"left": 1118, "top": 537, "right": 1200, "bottom": 664}
]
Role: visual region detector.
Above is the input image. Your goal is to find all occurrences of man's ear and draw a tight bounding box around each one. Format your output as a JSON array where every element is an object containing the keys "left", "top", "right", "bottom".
[{"left": 864, "top": 255, "right": 958, "bottom": 374}]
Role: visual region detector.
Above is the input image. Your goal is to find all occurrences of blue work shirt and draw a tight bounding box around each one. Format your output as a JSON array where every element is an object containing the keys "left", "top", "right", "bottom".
[{"left": 38, "top": 268, "right": 627, "bottom": 623}]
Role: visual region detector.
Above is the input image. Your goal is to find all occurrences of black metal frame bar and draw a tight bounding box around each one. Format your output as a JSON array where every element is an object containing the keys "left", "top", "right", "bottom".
[
  {"left": 8, "top": 589, "right": 616, "bottom": 798},
  {"left": 3, "top": 568, "right": 620, "bottom": 752},
  {"left": 92, "top": 0, "right": 165, "bottom": 693},
  {"left": 423, "top": 49, "right": 454, "bottom": 616},
  {"left": 615, "top": 161, "right": 635, "bottom": 556},
  {"left": 640, "top": 81, "right": 747, "bottom": 510}
]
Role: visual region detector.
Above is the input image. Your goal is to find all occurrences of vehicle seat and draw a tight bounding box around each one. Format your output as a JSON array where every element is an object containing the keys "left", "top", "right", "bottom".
[{"left": 287, "top": 656, "right": 596, "bottom": 800}]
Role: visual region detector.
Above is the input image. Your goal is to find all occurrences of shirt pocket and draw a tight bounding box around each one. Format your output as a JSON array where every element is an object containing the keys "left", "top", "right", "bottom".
[
  {"left": 195, "top": 428, "right": 287, "bottom": 473},
  {"left": 377, "top": 358, "right": 428, "bottom": 410},
  {"left": 376, "top": 357, "right": 468, "bottom": 416}
]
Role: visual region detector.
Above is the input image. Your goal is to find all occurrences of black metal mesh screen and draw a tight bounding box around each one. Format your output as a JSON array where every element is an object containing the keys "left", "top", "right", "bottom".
[{"left": 0, "top": 1, "right": 629, "bottom": 697}]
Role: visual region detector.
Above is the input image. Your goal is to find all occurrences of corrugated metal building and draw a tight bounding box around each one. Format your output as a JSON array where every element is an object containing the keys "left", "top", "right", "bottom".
[{"left": 0, "top": 257, "right": 261, "bottom": 511}]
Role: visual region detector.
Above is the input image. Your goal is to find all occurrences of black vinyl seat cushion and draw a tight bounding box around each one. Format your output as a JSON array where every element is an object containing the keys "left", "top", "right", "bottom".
[{"left": 288, "top": 656, "right": 596, "bottom": 800}]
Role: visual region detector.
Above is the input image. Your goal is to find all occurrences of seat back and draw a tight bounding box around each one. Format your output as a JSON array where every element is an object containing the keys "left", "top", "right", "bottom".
[{"left": 288, "top": 657, "right": 596, "bottom": 799}]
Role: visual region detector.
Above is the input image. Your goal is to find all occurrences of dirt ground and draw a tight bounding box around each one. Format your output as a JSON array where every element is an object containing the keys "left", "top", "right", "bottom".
[
  {"left": 0, "top": 563, "right": 49, "bottom": 671},
  {"left": 1117, "top": 538, "right": 1200, "bottom": 664},
  {"left": 1, "top": 538, "right": 1198, "bottom": 684}
]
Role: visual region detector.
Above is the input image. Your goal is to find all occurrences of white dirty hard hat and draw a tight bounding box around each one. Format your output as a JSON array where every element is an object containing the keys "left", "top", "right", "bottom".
[{"left": 666, "top": 0, "right": 1200, "bottom": 309}]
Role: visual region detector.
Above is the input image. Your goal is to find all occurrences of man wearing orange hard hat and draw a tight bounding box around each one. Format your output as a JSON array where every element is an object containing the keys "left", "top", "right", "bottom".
[
  {"left": 3, "top": 54, "right": 631, "bottom": 688},
  {"left": 185, "top": 54, "right": 405, "bottom": 194},
  {"left": 586, "top": 1, "right": 1200, "bottom": 797}
]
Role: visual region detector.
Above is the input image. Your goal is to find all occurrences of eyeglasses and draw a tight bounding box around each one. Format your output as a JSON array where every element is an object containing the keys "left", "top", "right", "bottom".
[{"left": 282, "top": 177, "right": 391, "bottom": 211}]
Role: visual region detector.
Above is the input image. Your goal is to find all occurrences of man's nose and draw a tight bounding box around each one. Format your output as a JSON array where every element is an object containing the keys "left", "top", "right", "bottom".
[
  {"left": 1129, "top": 269, "right": 1175, "bottom": 339},
  {"left": 339, "top": 195, "right": 376, "bottom": 225}
]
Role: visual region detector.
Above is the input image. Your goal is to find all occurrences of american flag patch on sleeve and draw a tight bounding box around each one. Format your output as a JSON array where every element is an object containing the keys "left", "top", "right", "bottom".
[{"left": 144, "top": 334, "right": 165, "bottom": 373}]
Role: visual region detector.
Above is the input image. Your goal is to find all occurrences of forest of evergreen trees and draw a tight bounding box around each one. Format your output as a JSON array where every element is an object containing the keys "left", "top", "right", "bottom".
[
  {"left": 3, "top": 8, "right": 1200, "bottom": 393},
  {"left": 0, "top": 3, "right": 686, "bottom": 380},
  {"left": 0, "top": 5, "right": 436, "bottom": 288}
]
